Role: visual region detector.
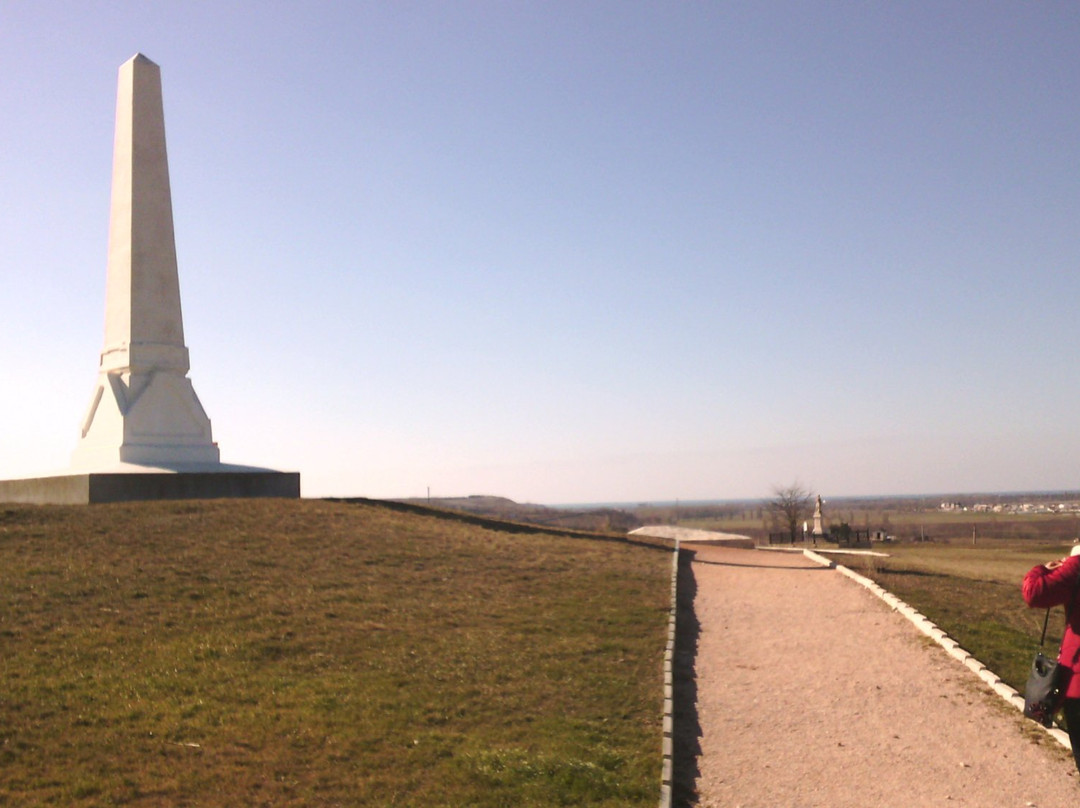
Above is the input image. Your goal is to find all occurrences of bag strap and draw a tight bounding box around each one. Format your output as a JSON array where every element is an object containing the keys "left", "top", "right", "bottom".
[{"left": 1041, "top": 572, "right": 1080, "bottom": 648}]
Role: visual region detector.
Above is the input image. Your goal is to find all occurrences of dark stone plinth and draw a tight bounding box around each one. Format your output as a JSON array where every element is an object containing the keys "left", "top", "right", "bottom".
[{"left": 0, "top": 471, "right": 300, "bottom": 505}]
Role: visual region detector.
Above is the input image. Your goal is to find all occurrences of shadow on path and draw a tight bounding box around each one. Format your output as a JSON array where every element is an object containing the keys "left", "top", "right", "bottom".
[{"left": 672, "top": 548, "right": 702, "bottom": 806}]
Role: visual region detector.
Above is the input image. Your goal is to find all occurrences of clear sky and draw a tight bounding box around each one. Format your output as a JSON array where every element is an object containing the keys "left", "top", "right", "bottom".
[{"left": 2, "top": 2, "right": 1080, "bottom": 504}]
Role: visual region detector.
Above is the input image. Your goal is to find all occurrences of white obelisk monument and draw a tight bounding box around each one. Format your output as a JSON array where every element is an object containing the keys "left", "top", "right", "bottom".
[
  {"left": 71, "top": 54, "right": 220, "bottom": 470},
  {"left": 0, "top": 54, "right": 299, "bottom": 503}
]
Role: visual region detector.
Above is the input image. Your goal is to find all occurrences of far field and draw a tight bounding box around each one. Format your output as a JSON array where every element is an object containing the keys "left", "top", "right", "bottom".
[
  {"left": 642, "top": 492, "right": 1080, "bottom": 545},
  {"left": 0, "top": 499, "right": 672, "bottom": 807}
]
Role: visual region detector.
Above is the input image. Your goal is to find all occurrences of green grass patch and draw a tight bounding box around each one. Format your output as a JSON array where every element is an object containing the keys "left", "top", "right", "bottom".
[{"left": 0, "top": 499, "right": 670, "bottom": 806}]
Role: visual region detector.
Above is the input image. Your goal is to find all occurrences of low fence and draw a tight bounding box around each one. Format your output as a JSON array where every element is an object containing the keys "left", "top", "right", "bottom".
[
  {"left": 768, "top": 531, "right": 805, "bottom": 544},
  {"left": 768, "top": 529, "right": 873, "bottom": 548}
]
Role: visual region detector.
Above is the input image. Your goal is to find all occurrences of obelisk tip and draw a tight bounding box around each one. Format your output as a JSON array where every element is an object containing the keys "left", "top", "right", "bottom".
[{"left": 125, "top": 53, "right": 158, "bottom": 68}]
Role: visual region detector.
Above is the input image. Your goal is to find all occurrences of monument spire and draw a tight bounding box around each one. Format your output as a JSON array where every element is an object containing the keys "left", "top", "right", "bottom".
[
  {"left": 100, "top": 52, "right": 188, "bottom": 374},
  {"left": 71, "top": 53, "right": 220, "bottom": 470}
]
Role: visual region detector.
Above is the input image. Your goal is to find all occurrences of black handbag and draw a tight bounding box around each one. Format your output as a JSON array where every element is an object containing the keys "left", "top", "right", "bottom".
[
  {"left": 1024, "top": 580, "right": 1079, "bottom": 727},
  {"left": 1024, "top": 648, "right": 1069, "bottom": 727}
]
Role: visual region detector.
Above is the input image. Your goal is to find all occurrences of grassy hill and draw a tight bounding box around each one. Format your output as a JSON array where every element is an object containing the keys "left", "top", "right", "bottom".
[{"left": 0, "top": 499, "right": 671, "bottom": 806}]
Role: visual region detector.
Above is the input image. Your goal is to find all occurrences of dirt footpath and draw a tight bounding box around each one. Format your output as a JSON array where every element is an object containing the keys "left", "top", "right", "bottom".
[{"left": 673, "top": 545, "right": 1078, "bottom": 807}]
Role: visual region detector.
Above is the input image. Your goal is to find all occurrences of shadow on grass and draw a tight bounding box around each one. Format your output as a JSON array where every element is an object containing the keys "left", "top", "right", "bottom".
[
  {"left": 875, "top": 568, "right": 950, "bottom": 579},
  {"left": 673, "top": 548, "right": 702, "bottom": 807}
]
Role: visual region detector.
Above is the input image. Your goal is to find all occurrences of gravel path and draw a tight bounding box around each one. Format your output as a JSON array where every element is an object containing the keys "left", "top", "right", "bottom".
[{"left": 673, "top": 545, "right": 1079, "bottom": 807}]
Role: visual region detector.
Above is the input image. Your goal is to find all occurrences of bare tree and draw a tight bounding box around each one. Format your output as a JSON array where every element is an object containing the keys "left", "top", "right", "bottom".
[{"left": 769, "top": 482, "right": 815, "bottom": 543}]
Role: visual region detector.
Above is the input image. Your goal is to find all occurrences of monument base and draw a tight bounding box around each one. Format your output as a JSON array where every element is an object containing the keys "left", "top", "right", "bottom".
[{"left": 0, "top": 470, "right": 300, "bottom": 505}]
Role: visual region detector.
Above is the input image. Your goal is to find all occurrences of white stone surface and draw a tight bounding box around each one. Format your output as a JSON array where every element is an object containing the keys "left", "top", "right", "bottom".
[
  {"left": 629, "top": 525, "right": 754, "bottom": 546},
  {"left": 71, "top": 54, "right": 220, "bottom": 471}
]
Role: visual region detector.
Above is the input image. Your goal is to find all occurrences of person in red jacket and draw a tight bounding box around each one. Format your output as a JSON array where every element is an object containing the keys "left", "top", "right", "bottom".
[{"left": 1022, "top": 546, "right": 1080, "bottom": 771}]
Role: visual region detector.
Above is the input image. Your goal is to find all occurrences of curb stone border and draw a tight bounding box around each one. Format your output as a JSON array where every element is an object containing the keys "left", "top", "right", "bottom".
[
  {"left": 659, "top": 539, "right": 678, "bottom": 808},
  {"left": 802, "top": 548, "right": 1073, "bottom": 752}
]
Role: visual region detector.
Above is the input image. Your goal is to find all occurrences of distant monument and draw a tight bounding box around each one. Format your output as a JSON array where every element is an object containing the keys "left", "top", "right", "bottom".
[
  {"left": 811, "top": 495, "right": 826, "bottom": 537},
  {"left": 0, "top": 54, "right": 299, "bottom": 503}
]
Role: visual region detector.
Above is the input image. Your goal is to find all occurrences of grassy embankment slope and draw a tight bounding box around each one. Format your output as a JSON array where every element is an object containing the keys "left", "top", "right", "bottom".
[{"left": 0, "top": 499, "right": 670, "bottom": 807}]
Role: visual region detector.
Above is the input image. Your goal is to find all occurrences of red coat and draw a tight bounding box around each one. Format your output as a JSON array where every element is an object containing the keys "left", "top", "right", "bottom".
[{"left": 1022, "top": 555, "right": 1080, "bottom": 699}]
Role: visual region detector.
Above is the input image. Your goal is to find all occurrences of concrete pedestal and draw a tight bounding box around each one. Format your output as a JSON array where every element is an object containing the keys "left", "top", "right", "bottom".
[{"left": 0, "top": 468, "right": 300, "bottom": 505}]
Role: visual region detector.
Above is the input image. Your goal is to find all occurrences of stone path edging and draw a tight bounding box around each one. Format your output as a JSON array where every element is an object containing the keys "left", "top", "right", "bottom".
[
  {"left": 659, "top": 539, "right": 678, "bottom": 808},
  {"left": 801, "top": 548, "right": 1073, "bottom": 751}
]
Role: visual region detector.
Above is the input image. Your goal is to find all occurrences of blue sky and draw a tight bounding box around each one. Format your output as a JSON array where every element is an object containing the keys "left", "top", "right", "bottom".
[{"left": 2, "top": 2, "right": 1080, "bottom": 503}]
